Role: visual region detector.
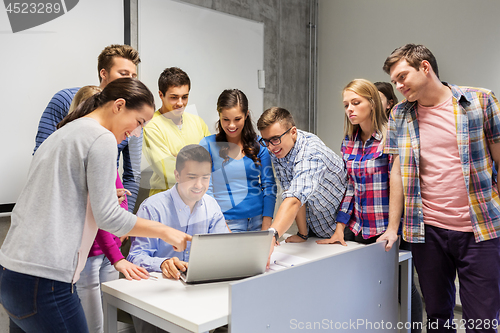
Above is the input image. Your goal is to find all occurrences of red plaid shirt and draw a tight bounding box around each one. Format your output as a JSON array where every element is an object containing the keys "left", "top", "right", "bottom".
[{"left": 336, "top": 130, "right": 390, "bottom": 239}]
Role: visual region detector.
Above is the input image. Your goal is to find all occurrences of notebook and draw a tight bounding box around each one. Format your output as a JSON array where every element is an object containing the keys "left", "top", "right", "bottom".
[{"left": 180, "top": 230, "right": 273, "bottom": 284}]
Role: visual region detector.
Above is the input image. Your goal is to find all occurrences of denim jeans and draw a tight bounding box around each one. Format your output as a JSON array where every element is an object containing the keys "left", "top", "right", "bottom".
[
  {"left": 76, "top": 254, "right": 119, "bottom": 333},
  {"left": 226, "top": 214, "right": 263, "bottom": 232},
  {"left": 0, "top": 266, "right": 88, "bottom": 333}
]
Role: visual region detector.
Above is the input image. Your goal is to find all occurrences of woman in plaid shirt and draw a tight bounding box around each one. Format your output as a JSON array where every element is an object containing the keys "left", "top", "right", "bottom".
[
  {"left": 337, "top": 79, "right": 390, "bottom": 240},
  {"left": 339, "top": 79, "right": 422, "bottom": 332}
]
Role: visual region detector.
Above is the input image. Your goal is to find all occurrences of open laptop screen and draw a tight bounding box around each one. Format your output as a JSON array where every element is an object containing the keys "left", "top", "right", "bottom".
[{"left": 181, "top": 230, "right": 273, "bottom": 284}]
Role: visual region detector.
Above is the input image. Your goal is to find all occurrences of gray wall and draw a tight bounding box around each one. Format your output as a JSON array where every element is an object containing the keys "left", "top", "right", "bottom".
[
  {"left": 317, "top": 0, "right": 500, "bottom": 154},
  {"left": 178, "top": 0, "right": 316, "bottom": 131}
]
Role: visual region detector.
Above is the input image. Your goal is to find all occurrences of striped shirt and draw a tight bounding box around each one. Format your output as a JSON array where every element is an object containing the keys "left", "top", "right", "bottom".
[
  {"left": 271, "top": 130, "right": 347, "bottom": 238},
  {"left": 34, "top": 88, "right": 80, "bottom": 153},
  {"left": 33, "top": 88, "right": 142, "bottom": 212},
  {"left": 385, "top": 83, "right": 500, "bottom": 243},
  {"left": 336, "top": 131, "right": 389, "bottom": 238}
]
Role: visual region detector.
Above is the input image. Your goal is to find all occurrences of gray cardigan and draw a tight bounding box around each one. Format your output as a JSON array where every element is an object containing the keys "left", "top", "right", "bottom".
[{"left": 0, "top": 118, "right": 137, "bottom": 283}]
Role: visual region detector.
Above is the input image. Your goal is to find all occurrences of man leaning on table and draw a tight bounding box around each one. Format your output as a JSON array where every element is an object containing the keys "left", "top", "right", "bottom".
[
  {"left": 127, "top": 144, "right": 229, "bottom": 333},
  {"left": 257, "top": 107, "right": 348, "bottom": 247}
]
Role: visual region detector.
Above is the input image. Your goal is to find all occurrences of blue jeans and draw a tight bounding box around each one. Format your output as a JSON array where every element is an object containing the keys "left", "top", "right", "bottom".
[
  {"left": 226, "top": 214, "right": 263, "bottom": 232},
  {"left": 0, "top": 266, "right": 89, "bottom": 333}
]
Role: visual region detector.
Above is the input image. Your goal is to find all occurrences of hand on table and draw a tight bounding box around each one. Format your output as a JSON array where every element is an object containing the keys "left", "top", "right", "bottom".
[
  {"left": 113, "top": 259, "right": 149, "bottom": 280},
  {"left": 266, "top": 238, "right": 281, "bottom": 269},
  {"left": 377, "top": 229, "right": 399, "bottom": 251},
  {"left": 316, "top": 229, "right": 347, "bottom": 246},
  {"left": 285, "top": 234, "right": 306, "bottom": 243}
]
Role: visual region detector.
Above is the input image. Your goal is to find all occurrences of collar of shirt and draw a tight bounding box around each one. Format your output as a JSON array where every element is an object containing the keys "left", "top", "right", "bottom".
[
  {"left": 445, "top": 82, "right": 473, "bottom": 109},
  {"left": 343, "top": 130, "right": 385, "bottom": 164},
  {"left": 353, "top": 128, "right": 383, "bottom": 143},
  {"left": 399, "top": 82, "right": 470, "bottom": 117},
  {"left": 372, "top": 131, "right": 383, "bottom": 142},
  {"left": 346, "top": 129, "right": 383, "bottom": 155}
]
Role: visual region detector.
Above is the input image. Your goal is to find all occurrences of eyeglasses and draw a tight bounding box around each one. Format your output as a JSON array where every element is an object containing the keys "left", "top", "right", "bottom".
[{"left": 259, "top": 127, "right": 292, "bottom": 147}]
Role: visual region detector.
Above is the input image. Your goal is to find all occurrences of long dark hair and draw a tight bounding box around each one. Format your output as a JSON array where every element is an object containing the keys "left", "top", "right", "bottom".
[
  {"left": 215, "top": 89, "right": 261, "bottom": 166},
  {"left": 57, "top": 78, "right": 155, "bottom": 129},
  {"left": 374, "top": 81, "right": 398, "bottom": 115}
]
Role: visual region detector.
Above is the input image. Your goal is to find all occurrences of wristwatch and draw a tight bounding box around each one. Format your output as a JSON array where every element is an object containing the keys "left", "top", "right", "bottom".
[{"left": 268, "top": 228, "right": 279, "bottom": 242}]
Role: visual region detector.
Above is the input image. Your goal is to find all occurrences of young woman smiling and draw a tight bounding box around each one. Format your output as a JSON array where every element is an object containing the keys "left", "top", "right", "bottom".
[
  {"left": 200, "top": 89, "right": 276, "bottom": 232},
  {"left": 0, "top": 78, "right": 191, "bottom": 333}
]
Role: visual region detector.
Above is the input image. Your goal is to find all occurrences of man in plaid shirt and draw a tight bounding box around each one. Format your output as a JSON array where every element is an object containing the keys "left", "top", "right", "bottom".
[
  {"left": 257, "top": 107, "right": 347, "bottom": 245},
  {"left": 378, "top": 44, "right": 500, "bottom": 331}
]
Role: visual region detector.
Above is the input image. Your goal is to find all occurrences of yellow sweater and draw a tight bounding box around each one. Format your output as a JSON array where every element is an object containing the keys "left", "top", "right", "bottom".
[{"left": 143, "top": 110, "right": 211, "bottom": 196}]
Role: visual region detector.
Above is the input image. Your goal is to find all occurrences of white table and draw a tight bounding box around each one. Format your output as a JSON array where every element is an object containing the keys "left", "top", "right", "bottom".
[
  {"left": 102, "top": 239, "right": 412, "bottom": 333},
  {"left": 266, "top": 237, "right": 412, "bottom": 333},
  {"left": 103, "top": 274, "right": 228, "bottom": 333}
]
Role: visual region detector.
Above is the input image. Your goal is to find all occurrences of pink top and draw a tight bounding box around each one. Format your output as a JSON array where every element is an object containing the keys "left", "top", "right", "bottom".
[
  {"left": 418, "top": 97, "right": 473, "bottom": 232},
  {"left": 87, "top": 170, "right": 126, "bottom": 263}
]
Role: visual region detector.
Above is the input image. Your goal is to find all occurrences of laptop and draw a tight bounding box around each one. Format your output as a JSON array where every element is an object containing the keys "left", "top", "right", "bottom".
[{"left": 180, "top": 230, "right": 273, "bottom": 284}]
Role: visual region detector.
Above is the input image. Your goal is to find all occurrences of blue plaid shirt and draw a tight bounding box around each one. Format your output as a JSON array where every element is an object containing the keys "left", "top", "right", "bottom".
[
  {"left": 271, "top": 130, "right": 347, "bottom": 238},
  {"left": 385, "top": 83, "right": 500, "bottom": 243}
]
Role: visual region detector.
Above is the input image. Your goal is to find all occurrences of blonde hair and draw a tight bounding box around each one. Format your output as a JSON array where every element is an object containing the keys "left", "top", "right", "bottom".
[
  {"left": 68, "top": 86, "right": 102, "bottom": 115},
  {"left": 342, "top": 79, "right": 388, "bottom": 147}
]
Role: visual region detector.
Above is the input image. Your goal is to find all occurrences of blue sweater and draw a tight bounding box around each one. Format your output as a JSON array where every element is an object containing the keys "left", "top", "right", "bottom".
[
  {"left": 33, "top": 88, "right": 142, "bottom": 212},
  {"left": 200, "top": 135, "right": 277, "bottom": 220}
]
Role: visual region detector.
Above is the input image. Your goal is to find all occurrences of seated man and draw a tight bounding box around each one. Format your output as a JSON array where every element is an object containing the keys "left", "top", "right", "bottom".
[
  {"left": 128, "top": 144, "right": 229, "bottom": 278},
  {"left": 127, "top": 144, "right": 229, "bottom": 333},
  {"left": 142, "top": 67, "right": 211, "bottom": 197},
  {"left": 257, "top": 107, "right": 348, "bottom": 245}
]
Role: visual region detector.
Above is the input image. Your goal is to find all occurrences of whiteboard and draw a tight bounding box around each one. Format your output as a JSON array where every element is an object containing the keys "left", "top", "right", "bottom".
[
  {"left": 0, "top": 0, "right": 124, "bottom": 205},
  {"left": 138, "top": 0, "right": 264, "bottom": 142}
]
